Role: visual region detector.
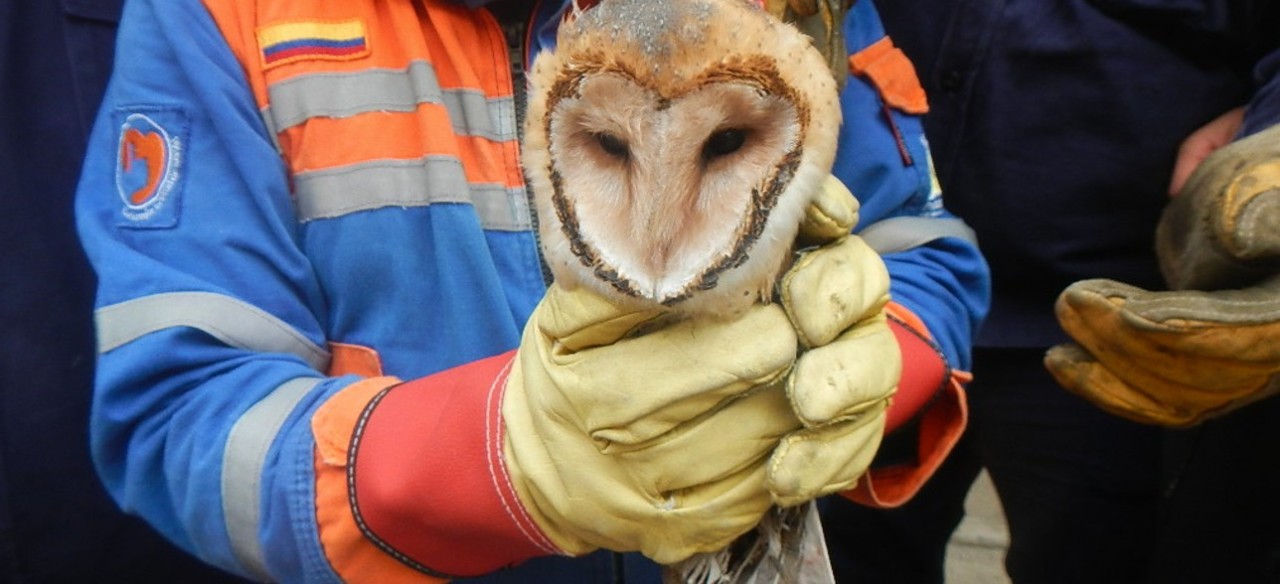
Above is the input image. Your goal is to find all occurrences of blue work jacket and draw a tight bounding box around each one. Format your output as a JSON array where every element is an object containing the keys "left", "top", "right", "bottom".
[{"left": 74, "top": 0, "right": 988, "bottom": 581}]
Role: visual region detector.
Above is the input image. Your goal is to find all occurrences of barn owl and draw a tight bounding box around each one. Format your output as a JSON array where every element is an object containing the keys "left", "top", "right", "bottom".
[
  {"left": 522, "top": 0, "right": 842, "bottom": 320},
  {"left": 522, "top": 1, "right": 845, "bottom": 581}
]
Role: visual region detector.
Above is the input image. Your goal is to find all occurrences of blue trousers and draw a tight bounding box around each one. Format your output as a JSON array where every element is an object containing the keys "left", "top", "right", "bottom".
[{"left": 1145, "top": 395, "right": 1280, "bottom": 584}]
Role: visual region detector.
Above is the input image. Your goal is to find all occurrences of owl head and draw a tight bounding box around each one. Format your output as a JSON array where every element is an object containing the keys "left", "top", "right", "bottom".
[{"left": 523, "top": 0, "right": 842, "bottom": 317}]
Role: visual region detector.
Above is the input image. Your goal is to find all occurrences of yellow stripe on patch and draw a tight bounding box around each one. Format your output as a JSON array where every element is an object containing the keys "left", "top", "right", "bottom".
[{"left": 258, "top": 20, "right": 366, "bottom": 47}]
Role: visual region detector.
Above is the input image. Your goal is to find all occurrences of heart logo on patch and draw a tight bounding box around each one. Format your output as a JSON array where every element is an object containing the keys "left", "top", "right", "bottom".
[
  {"left": 120, "top": 127, "right": 167, "bottom": 205},
  {"left": 116, "top": 113, "right": 180, "bottom": 221}
]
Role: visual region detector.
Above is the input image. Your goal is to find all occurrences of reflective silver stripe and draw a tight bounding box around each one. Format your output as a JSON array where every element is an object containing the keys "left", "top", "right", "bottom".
[
  {"left": 293, "top": 156, "right": 533, "bottom": 231},
  {"left": 95, "top": 292, "right": 330, "bottom": 371},
  {"left": 223, "top": 377, "right": 319, "bottom": 582},
  {"left": 263, "top": 60, "right": 518, "bottom": 142},
  {"left": 859, "top": 216, "right": 979, "bottom": 255}
]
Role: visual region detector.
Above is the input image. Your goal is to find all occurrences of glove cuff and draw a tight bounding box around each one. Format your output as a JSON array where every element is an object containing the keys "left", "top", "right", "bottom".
[
  {"left": 844, "top": 303, "right": 969, "bottom": 508},
  {"left": 346, "top": 352, "right": 561, "bottom": 577}
]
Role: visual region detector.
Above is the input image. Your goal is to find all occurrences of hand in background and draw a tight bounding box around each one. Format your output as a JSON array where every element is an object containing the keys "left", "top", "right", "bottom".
[
  {"left": 1168, "top": 106, "right": 1245, "bottom": 197},
  {"left": 1046, "top": 120, "right": 1280, "bottom": 427}
]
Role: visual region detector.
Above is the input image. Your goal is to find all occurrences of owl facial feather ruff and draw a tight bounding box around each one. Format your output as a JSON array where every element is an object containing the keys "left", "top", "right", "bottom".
[{"left": 523, "top": 0, "right": 842, "bottom": 318}]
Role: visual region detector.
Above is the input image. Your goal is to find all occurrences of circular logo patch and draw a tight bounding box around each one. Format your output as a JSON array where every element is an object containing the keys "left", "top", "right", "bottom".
[{"left": 117, "top": 113, "right": 180, "bottom": 221}]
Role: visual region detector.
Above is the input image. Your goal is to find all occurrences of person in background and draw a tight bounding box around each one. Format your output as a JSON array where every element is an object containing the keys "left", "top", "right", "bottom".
[
  {"left": 1046, "top": 108, "right": 1280, "bottom": 583},
  {"left": 0, "top": 1, "right": 246, "bottom": 581},
  {"left": 72, "top": 0, "right": 988, "bottom": 582},
  {"left": 822, "top": 2, "right": 1280, "bottom": 583}
]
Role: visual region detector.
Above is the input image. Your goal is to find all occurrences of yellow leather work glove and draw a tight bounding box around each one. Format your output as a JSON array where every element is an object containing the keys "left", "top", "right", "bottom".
[
  {"left": 502, "top": 176, "right": 896, "bottom": 565},
  {"left": 1046, "top": 123, "right": 1280, "bottom": 427},
  {"left": 771, "top": 175, "right": 899, "bottom": 506},
  {"left": 503, "top": 284, "right": 802, "bottom": 565}
]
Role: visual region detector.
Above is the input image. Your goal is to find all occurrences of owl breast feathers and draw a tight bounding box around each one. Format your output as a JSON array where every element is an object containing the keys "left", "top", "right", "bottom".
[{"left": 522, "top": 0, "right": 842, "bottom": 318}]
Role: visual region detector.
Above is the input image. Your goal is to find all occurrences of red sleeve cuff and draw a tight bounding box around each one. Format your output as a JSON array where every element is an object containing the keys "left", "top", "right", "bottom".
[
  {"left": 844, "top": 304, "right": 970, "bottom": 508},
  {"left": 881, "top": 306, "right": 950, "bottom": 434},
  {"left": 348, "top": 351, "right": 560, "bottom": 577}
]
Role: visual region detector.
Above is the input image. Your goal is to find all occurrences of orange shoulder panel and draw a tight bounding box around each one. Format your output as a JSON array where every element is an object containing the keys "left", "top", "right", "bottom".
[
  {"left": 849, "top": 36, "right": 930, "bottom": 115},
  {"left": 202, "top": 0, "right": 272, "bottom": 107},
  {"left": 202, "top": 0, "right": 515, "bottom": 107},
  {"left": 201, "top": 0, "right": 523, "bottom": 188}
]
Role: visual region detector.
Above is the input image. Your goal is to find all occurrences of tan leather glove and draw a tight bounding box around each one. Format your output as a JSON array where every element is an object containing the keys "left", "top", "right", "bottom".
[
  {"left": 1046, "top": 123, "right": 1280, "bottom": 427},
  {"left": 504, "top": 176, "right": 897, "bottom": 564}
]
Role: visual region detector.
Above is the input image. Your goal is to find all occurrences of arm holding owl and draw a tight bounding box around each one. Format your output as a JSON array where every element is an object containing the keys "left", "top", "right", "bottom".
[
  {"left": 346, "top": 0, "right": 947, "bottom": 575},
  {"left": 342, "top": 184, "right": 895, "bottom": 575},
  {"left": 74, "top": 0, "right": 986, "bottom": 582},
  {"left": 345, "top": 0, "right": 987, "bottom": 577}
]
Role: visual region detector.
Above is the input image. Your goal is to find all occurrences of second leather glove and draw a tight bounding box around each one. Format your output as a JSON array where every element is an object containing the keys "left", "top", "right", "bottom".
[{"left": 1046, "top": 122, "right": 1280, "bottom": 427}]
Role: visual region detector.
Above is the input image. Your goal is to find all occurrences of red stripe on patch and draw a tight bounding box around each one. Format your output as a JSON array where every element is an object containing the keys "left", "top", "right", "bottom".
[{"left": 264, "top": 43, "right": 367, "bottom": 65}]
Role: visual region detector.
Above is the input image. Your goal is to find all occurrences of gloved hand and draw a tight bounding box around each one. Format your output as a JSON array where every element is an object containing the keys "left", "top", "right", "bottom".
[
  {"left": 503, "top": 284, "right": 799, "bottom": 564},
  {"left": 504, "top": 175, "right": 898, "bottom": 563},
  {"left": 1045, "top": 123, "right": 1280, "bottom": 427},
  {"left": 771, "top": 175, "right": 899, "bottom": 506},
  {"left": 338, "top": 176, "right": 900, "bottom": 576},
  {"left": 334, "top": 288, "right": 802, "bottom": 576}
]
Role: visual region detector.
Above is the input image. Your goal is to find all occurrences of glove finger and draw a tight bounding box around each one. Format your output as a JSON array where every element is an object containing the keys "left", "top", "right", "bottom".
[
  {"left": 1211, "top": 164, "right": 1280, "bottom": 262},
  {"left": 540, "top": 445, "right": 774, "bottom": 564},
  {"left": 507, "top": 361, "right": 779, "bottom": 562},
  {"left": 634, "top": 462, "right": 774, "bottom": 565},
  {"left": 1061, "top": 279, "right": 1280, "bottom": 357},
  {"left": 1058, "top": 279, "right": 1280, "bottom": 391},
  {"left": 1047, "top": 342, "right": 1275, "bottom": 427},
  {"left": 767, "top": 400, "right": 888, "bottom": 507},
  {"left": 780, "top": 235, "right": 890, "bottom": 348},
  {"left": 796, "top": 175, "right": 859, "bottom": 246},
  {"left": 543, "top": 303, "right": 797, "bottom": 448},
  {"left": 787, "top": 315, "right": 901, "bottom": 426},
  {"left": 1160, "top": 123, "right": 1280, "bottom": 290},
  {"left": 606, "top": 382, "right": 798, "bottom": 493},
  {"left": 1112, "top": 275, "right": 1280, "bottom": 331},
  {"left": 1045, "top": 343, "right": 1216, "bottom": 427}
]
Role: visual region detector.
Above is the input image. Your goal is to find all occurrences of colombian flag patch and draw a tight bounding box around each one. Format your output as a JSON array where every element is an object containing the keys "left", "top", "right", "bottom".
[{"left": 258, "top": 19, "right": 369, "bottom": 69}]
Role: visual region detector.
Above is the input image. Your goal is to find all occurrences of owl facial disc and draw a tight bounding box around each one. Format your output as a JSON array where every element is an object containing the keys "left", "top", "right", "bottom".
[{"left": 523, "top": 0, "right": 842, "bottom": 315}]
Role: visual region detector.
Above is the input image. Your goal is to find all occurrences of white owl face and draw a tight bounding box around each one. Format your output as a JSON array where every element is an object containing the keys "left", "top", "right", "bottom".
[
  {"left": 523, "top": 0, "right": 841, "bottom": 316},
  {"left": 546, "top": 71, "right": 804, "bottom": 305}
]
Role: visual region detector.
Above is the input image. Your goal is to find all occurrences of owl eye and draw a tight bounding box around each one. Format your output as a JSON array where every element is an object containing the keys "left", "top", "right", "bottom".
[
  {"left": 702, "top": 129, "right": 747, "bottom": 161},
  {"left": 593, "top": 132, "right": 630, "bottom": 159}
]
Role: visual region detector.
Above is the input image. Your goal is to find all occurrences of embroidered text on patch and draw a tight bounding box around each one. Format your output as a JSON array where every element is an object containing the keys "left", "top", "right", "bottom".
[
  {"left": 117, "top": 113, "right": 182, "bottom": 222},
  {"left": 920, "top": 136, "right": 946, "bottom": 217},
  {"left": 259, "top": 20, "right": 370, "bottom": 69}
]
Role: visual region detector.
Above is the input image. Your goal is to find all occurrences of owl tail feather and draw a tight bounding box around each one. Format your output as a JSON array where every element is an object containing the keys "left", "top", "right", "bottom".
[{"left": 661, "top": 502, "right": 836, "bottom": 584}]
